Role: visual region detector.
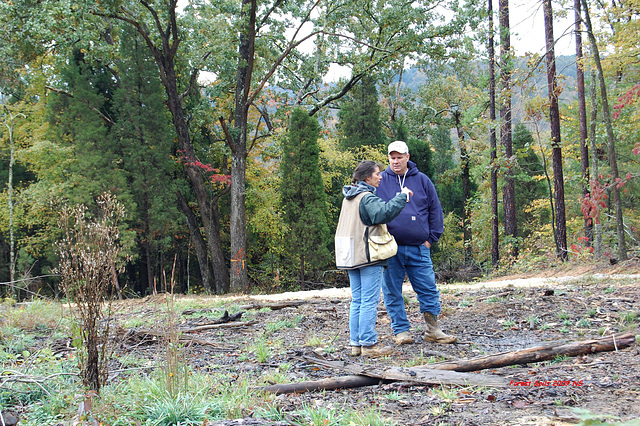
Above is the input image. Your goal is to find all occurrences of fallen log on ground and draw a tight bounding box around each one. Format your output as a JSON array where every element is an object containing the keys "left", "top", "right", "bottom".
[
  {"left": 181, "top": 310, "right": 244, "bottom": 323},
  {"left": 307, "top": 356, "right": 506, "bottom": 387},
  {"left": 118, "top": 321, "right": 256, "bottom": 347},
  {"left": 261, "top": 357, "right": 506, "bottom": 394},
  {"left": 416, "top": 331, "right": 636, "bottom": 372},
  {"left": 261, "top": 332, "right": 635, "bottom": 394},
  {"left": 237, "top": 299, "right": 343, "bottom": 311},
  {"left": 262, "top": 375, "right": 386, "bottom": 394},
  {"left": 179, "top": 320, "right": 257, "bottom": 333},
  {"left": 237, "top": 301, "right": 307, "bottom": 310}
]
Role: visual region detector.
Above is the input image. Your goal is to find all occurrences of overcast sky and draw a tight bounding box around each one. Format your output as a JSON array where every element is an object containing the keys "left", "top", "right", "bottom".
[
  {"left": 511, "top": 0, "right": 576, "bottom": 56},
  {"left": 320, "top": 1, "right": 577, "bottom": 82}
]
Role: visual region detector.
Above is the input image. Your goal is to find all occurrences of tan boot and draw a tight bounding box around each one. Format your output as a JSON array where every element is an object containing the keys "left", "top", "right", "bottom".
[
  {"left": 350, "top": 346, "right": 361, "bottom": 356},
  {"left": 361, "top": 343, "right": 394, "bottom": 358},
  {"left": 393, "top": 331, "right": 414, "bottom": 345},
  {"left": 423, "top": 312, "right": 457, "bottom": 344}
]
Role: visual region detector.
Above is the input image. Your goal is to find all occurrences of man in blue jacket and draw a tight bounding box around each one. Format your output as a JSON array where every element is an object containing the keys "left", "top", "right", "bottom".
[{"left": 377, "top": 141, "right": 457, "bottom": 344}]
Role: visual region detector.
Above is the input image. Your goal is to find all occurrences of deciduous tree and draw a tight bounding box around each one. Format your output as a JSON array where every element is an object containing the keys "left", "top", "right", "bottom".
[
  {"left": 499, "top": 0, "right": 518, "bottom": 259},
  {"left": 581, "top": 0, "right": 627, "bottom": 261},
  {"left": 543, "top": 0, "right": 567, "bottom": 260}
]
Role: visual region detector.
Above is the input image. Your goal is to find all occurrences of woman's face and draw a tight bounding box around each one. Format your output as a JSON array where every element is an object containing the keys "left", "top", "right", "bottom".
[{"left": 365, "top": 166, "right": 382, "bottom": 188}]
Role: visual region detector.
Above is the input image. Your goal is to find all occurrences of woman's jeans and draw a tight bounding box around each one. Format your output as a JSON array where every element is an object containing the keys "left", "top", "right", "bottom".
[{"left": 348, "top": 264, "right": 384, "bottom": 347}]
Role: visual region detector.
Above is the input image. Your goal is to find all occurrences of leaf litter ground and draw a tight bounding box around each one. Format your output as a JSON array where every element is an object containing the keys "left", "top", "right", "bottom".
[{"left": 115, "top": 262, "right": 640, "bottom": 425}]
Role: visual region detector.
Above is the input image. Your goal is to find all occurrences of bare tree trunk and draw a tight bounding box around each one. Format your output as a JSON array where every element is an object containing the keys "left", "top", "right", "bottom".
[
  {"left": 8, "top": 125, "right": 15, "bottom": 290},
  {"left": 488, "top": 0, "right": 499, "bottom": 268},
  {"left": 229, "top": 0, "right": 256, "bottom": 293},
  {"left": 386, "top": 56, "right": 405, "bottom": 124},
  {"left": 499, "top": 0, "right": 518, "bottom": 259},
  {"left": 264, "top": 375, "right": 386, "bottom": 394},
  {"left": 111, "top": 264, "right": 123, "bottom": 300},
  {"left": 581, "top": 0, "right": 627, "bottom": 261},
  {"left": 575, "top": 0, "right": 592, "bottom": 246},
  {"left": 535, "top": 122, "right": 558, "bottom": 243},
  {"left": 177, "top": 193, "right": 216, "bottom": 292},
  {"left": 453, "top": 109, "right": 473, "bottom": 263},
  {"left": 158, "top": 30, "right": 230, "bottom": 293},
  {"left": 544, "top": 0, "right": 568, "bottom": 261},
  {"left": 588, "top": 70, "right": 602, "bottom": 258},
  {"left": 1, "top": 107, "right": 22, "bottom": 296},
  {"left": 209, "top": 199, "right": 229, "bottom": 293},
  {"left": 145, "top": 242, "right": 153, "bottom": 295},
  {"left": 141, "top": 189, "right": 155, "bottom": 295}
]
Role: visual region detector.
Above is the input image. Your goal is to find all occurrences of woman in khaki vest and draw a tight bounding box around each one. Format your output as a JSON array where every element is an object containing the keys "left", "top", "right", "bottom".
[{"left": 336, "top": 161, "right": 412, "bottom": 357}]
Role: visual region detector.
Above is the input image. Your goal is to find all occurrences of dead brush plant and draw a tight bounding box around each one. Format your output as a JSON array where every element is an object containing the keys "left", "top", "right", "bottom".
[
  {"left": 55, "top": 192, "right": 128, "bottom": 393},
  {"left": 162, "top": 258, "right": 189, "bottom": 398}
]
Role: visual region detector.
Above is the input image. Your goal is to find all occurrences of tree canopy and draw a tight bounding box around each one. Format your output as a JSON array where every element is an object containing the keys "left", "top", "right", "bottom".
[{"left": 0, "top": 0, "right": 639, "bottom": 295}]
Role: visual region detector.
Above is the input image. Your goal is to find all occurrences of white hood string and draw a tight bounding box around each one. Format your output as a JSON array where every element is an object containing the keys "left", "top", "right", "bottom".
[
  {"left": 397, "top": 171, "right": 407, "bottom": 190},
  {"left": 397, "top": 171, "right": 409, "bottom": 201}
]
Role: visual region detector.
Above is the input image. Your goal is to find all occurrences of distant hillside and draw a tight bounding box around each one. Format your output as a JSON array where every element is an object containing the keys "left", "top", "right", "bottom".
[{"left": 399, "top": 55, "right": 579, "bottom": 125}]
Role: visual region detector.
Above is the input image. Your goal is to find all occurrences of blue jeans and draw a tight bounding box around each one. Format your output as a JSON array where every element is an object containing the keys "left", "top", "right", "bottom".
[
  {"left": 382, "top": 245, "right": 441, "bottom": 335},
  {"left": 348, "top": 264, "right": 384, "bottom": 347}
]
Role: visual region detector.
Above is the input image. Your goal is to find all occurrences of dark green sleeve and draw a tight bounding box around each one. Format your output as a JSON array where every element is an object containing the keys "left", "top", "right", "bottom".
[{"left": 359, "top": 193, "right": 407, "bottom": 226}]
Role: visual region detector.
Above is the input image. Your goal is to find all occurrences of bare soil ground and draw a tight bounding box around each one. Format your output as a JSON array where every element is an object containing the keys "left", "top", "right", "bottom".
[{"left": 120, "top": 260, "right": 640, "bottom": 425}]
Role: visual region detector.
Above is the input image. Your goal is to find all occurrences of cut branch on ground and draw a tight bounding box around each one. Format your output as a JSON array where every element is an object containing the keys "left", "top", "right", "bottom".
[{"left": 418, "top": 331, "right": 636, "bottom": 372}]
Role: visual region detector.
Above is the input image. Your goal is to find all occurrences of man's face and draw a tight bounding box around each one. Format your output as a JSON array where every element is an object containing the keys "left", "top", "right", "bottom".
[{"left": 388, "top": 151, "right": 409, "bottom": 175}]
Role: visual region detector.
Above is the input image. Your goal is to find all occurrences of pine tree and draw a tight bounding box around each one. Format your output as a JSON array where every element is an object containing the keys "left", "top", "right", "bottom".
[
  {"left": 46, "top": 49, "right": 128, "bottom": 208},
  {"left": 429, "top": 125, "right": 463, "bottom": 218},
  {"left": 405, "top": 138, "right": 435, "bottom": 180},
  {"left": 338, "top": 76, "right": 386, "bottom": 149},
  {"left": 113, "top": 28, "right": 183, "bottom": 295},
  {"left": 280, "top": 109, "right": 331, "bottom": 285}
]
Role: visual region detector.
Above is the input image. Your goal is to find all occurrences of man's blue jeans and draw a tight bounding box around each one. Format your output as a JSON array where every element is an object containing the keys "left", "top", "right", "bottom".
[
  {"left": 382, "top": 245, "right": 441, "bottom": 335},
  {"left": 348, "top": 264, "right": 384, "bottom": 347}
]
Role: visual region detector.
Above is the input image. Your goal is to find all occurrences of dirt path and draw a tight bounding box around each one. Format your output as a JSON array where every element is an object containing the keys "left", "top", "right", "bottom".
[{"left": 247, "top": 272, "right": 640, "bottom": 301}]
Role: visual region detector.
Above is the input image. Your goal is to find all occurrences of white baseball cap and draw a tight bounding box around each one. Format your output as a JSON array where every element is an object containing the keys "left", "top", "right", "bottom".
[{"left": 388, "top": 140, "right": 409, "bottom": 154}]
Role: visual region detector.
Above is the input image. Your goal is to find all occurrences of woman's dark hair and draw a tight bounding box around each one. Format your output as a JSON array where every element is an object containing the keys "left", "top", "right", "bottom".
[{"left": 352, "top": 160, "right": 382, "bottom": 184}]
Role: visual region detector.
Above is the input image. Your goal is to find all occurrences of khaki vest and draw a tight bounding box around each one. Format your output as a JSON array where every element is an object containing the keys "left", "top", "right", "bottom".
[{"left": 335, "top": 193, "right": 373, "bottom": 270}]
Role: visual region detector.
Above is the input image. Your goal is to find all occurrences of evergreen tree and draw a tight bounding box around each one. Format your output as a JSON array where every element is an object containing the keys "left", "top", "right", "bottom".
[
  {"left": 46, "top": 49, "right": 129, "bottom": 208},
  {"left": 46, "top": 42, "right": 187, "bottom": 295},
  {"left": 405, "top": 138, "right": 434, "bottom": 180},
  {"left": 280, "top": 109, "right": 331, "bottom": 285},
  {"left": 338, "top": 76, "right": 386, "bottom": 149},
  {"left": 390, "top": 117, "right": 409, "bottom": 142},
  {"left": 113, "top": 28, "right": 183, "bottom": 295},
  {"left": 392, "top": 117, "right": 435, "bottom": 178},
  {"left": 428, "top": 125, "right": 463, "bottom": 218},
  {"left": 430, "top": 125, "right": 456, "bottom": 177}
]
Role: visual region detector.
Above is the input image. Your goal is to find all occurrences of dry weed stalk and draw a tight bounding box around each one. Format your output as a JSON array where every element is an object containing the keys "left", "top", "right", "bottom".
[
  {"left": 163, "top": 256, "right": 188, "bottom": 397},
  {"left": 55, "top": 192, "right": 127, "bottom": 392}
]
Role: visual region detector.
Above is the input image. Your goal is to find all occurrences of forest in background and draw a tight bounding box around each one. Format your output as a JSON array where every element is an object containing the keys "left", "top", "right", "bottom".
[{"left": 1, "top": 0, "right": 639, "bottom": 298}]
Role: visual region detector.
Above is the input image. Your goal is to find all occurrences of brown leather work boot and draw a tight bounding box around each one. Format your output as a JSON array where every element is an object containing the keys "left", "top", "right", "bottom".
[
  {"left": 350, "top": 346, "right": 361, "bottom": 356},
  {"left": 361, "top": 343, "right": 394, "bottom": 358},
  {"left": 393, "top": 331, "right": 414, "bottom": 345},
  {"left": 423, "top": 312, "right": 457, "bottom": 344}
]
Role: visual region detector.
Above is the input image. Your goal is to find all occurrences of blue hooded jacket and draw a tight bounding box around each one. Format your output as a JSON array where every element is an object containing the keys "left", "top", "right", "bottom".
[{"left": 376, "top": 161, "right": 444, "bottom": 246}]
